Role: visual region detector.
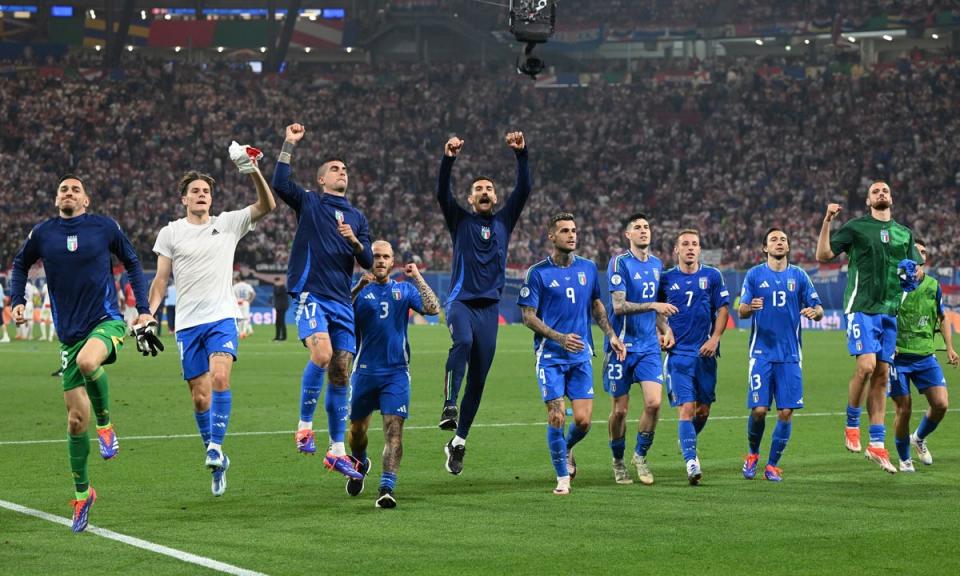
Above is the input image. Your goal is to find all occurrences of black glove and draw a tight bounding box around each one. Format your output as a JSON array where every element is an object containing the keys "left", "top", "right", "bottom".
[{"left": 133, "top": 320, "right": 165, "bottom": 357}]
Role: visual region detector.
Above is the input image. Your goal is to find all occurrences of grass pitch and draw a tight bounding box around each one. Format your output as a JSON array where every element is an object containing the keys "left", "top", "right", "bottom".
[{"left": 1, "top": 326, "right": 958, "bottom": 575}]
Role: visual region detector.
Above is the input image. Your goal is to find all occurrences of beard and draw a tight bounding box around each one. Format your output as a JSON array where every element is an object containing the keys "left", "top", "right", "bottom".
[{"left": 871, "top": 199, "right": 891, "bottom": 210}]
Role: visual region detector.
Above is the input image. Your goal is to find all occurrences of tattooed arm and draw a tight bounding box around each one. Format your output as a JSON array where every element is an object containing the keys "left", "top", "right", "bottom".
[
  {"left": 521, "top": 306, "right": 584, "bottom": 353},
  {"left": 593, "top": 298, "right": 626, "bottom": 361},
  {"left": 612, "top": 291, "right": 678, "bottom": 317},
  {"left": 405, "top": 264, "right": 440, "bottom": 316}
]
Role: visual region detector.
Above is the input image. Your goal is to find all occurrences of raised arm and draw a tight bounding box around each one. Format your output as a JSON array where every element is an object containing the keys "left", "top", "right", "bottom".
[
  {"left": 816, "top": 203, "right": 842, "bottom": 262},
  {"left": 503, "top": 131, "right": 532, "bottom": 229},
  {"left": 437, "top": 136, "right": 465, "bottom": 230},
  {"left": 350, "top": 273, "right": 374, "bottom": 302},
  {"left": 248, "top": 166, "right": 276, "bottom": 222},
  {"left": 272, "top": 123, "right": 309, "bottom": 211},
  {"left": 405, "top": 263, "right": 441, "bottom": 316}
]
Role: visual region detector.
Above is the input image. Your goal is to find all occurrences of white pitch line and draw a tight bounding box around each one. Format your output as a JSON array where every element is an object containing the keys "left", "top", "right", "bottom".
[
  {"left": 0, "top": 499, "right": 269, "bottom": 576},
  {"left": 1, "top": 408, "right": 953, "bottom": 447}
]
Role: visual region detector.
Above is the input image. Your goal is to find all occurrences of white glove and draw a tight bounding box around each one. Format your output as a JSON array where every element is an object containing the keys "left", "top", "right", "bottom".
[{"left": 229, "top": 140, "right": 263, "bottom": 174}]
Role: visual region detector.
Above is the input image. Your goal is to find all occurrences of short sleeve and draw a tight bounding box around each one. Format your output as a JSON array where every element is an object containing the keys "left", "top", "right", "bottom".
[
  {"left": 153, "top": 225, "right": 173, "bottom": 259},
  {"left": 608, "top": 256, "right": 625, "bottom": 293},
  {"left": 830, "top": 221, "right": 854, "bottom": 256},
  {"left": 517, "top": 268, "right": 542, "bottom": 310},
  {"left": 740, "top": 269, "right": 755, "bottom": 304}
]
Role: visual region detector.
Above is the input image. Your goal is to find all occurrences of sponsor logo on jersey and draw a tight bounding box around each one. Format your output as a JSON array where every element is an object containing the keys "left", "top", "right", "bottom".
[
  {"left": 211, "top": 229, "right": 220, "bottom": 236},
  {"left": 365, "top": 292, "right": 376, "bottom": 300},
  {"left": 66, "top": 235, "right": 78, "bottom": 252},
  {"left": 611, "top": 274, "right": 622, "bottom": 286},
  {"left": 699, "top": 277, "right": 708, "bottom": 290},
  {"left": 224, "top": 341, "right": 235, "bottom": 350},
  {"left": 633, "top": 272, "right": 642, "bottom": 280},
  {"left": 759, "top": 281, "right": 770, "bottom": 288},
  {"left": 578, "top": 272, "right": 587, "bottom": 286},
  {"left": 670, "top": 283, "right": 680, "bottom": 291},
  {"left": 397, "top": 405, "right": 408, "bottom": 414},
  {"left": 549, "top": 280, "right": 560, "bottom": 288},
  {"left": 880, "top": 229, "right": 889, "bottom": 243},
  {"left": 480, "top": 226, "right": 491, "bottom": 240},
  {"left": 787, "top": 279, "right": 796, "bottom": 292},
  {"left": 392, "top": 288, "right": 402, "bottom": 301}
]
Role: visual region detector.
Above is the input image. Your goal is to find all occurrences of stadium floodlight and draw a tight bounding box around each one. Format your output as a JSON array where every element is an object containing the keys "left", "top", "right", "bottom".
[
  {"left": 304, "top": 47, "right": 312, "bottom": 53},
  {"left": 140, "top": 10, "right": 146, "bottom": 20},
  {"left": 755, "top": 39, "right": 763, "bottom": 46},
  {"left": 509, "top": 0, "right": 556, "bottom": 78},
  {"left": 174, "top": 46, "right": 182, "bottom": 52},
  {"left": 931, "top": 33, "right": 939, "bottom": 40},
  {"left": 217, "top": 46, "right": 225, "bottom": 53},
  {"left": 345, "top": 46, "right": 354, "bottom": 53},
  {"left": 848, "top": 36, "right": 856, "bottom": 43},
  {"left": 260, "top": 46, "right": 267, "bottom": 53},
  {"left": 127, "top": 45, "right": 134, "bottom": 52},
  {"left": 804, "top": 39, "right": 811, "bottom": 45},
  {"left": 882, "top": 34, "right": 893, "bottom": 41},
  {"left": 94, "top": 44, "right": 102, "bottom": 51},
  {"left": 88, "top": 9, "right": 96, "bottom": 19},
  {"left": 785, "top": 45, "right": 792, "bottom": 51}
]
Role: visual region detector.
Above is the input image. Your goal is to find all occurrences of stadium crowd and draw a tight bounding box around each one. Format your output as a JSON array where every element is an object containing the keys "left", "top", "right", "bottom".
[{"left": 1, "top": 51, "right": 959, "bottom": 274}]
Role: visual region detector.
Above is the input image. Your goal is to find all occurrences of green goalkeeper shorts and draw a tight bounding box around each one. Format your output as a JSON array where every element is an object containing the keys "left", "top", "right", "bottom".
[{"left": 59, "top": 320, "right": 127, "bottom": 392}]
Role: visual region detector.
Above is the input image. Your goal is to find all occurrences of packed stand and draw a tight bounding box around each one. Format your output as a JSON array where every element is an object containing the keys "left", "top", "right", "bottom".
[{"left": 1, "top": 53, "right": 959, "bottom": 274}]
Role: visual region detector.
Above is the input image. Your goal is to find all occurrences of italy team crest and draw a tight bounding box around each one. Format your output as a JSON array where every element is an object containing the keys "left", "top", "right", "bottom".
[
  {"left": 335, "top": 210, "right": 344, "bottom": 224},
  {"left": 392, "top": 288, "right": 402, "bottom": 301},
  {"left": 880, "top": 229, "right": 890, "bottom": 243},
  {"left": 787, "top": 279, "right": 796, "bottom": 292},
  {"left": 699, "top": 277, "right": 708, "bottom": 290},
  {"left": 480, "top": 226, "right": 491, "bottom": 240},
  {"left": 66, "top": 235, "right": 78, "bottom": 252},
  {"left": 578, "top": 272, "right": 587, "bottom": 286}
]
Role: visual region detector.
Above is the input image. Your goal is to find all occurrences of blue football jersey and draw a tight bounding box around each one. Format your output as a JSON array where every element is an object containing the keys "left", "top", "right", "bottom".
[
  {"left": 740, "top": 263, "right": 821, "bottom": 363},
  {"left": 10, "top": 214, "right": 149, "bottom": 346},
  {"left": 353, "top": 280, "right": 425, "bottom": 374},
  {"left": 658, "top": 265, "right": 730, "bottom": 357},
  {"left": 272, "top": 162, "right": 373, "bottom": 304},
  {"left": 517, "top": 256, "right": 601, "bottom": 366},
  {"left": 606, "top": 251, "right": 663, "bottom": 355}
]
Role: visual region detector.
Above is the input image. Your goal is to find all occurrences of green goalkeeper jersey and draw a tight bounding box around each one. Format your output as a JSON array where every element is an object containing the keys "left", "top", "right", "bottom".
[
  {"left": 896, "top": 275, "right": 944, "bottom": 357},
  {"left": 830, "top": 215, "right": 920, "bottom": 316}
]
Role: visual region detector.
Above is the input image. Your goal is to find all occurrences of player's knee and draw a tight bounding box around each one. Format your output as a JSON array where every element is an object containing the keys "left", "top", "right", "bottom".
[
  {"left": 695, "top": 405, "right": 711, "bottom": 419},
  {"left": 893, "top": 395, "right": 911, "bottom": 414},
  {"left": 67, "top": 409, "right": 88, "bottom": 434},
  {"left": 644, "top": 396, "right": 661, "bottom": 414},
  {"left": 210, "top": 369, "right": 230, "bottom": 392},
  {"left": 855, "top": 359, "right": 877, "bottom": 379},
  {"left": 75, "top": 354, "right": 100, "bottom": 377},
  {"left": 777, "top": 408, "right": 793, "bottom": 421},
  {"left": 310, "top": 349, "right": 332, "bottom": 368},
  {"left": 751, "top": 407, "right": 768, "bottom": 420}
]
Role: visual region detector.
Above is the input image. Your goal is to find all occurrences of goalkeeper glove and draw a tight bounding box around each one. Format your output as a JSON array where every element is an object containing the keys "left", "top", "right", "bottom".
[
  {"left": 131, "top": 320, "right": 165, "bottom": 357},
  {"left": 229, "top": 140, "right": 263, "bottom": 174}
]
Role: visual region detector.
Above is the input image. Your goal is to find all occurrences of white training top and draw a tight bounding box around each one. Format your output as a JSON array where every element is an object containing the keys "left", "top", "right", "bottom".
[{"left": 153, "top": 207, "right": 254, "bottom": 332}]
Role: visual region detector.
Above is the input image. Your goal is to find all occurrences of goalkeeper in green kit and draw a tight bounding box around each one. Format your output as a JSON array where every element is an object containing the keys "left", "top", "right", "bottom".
[
  {"left": 888, "top": 239, "right": 958, "bottom": 471},
  {"left": 816, "top": 180, "right": 922, "bottom": 474}
]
